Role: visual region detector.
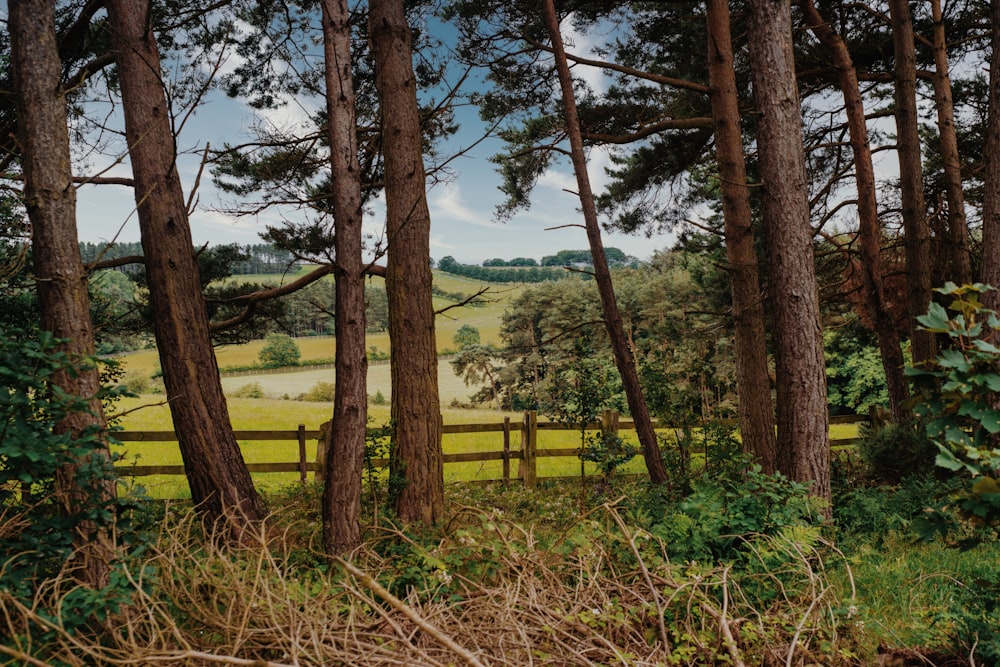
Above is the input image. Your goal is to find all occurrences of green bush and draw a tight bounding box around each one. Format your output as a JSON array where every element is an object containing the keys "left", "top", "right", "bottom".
[
  {"left": 907, "top": 283, "right": 1000, "bottom": 546},
  {"left": 0, "top": 324, "right": 148, "bottom": 640},
  {"left": 630, "top": 459, "right": 824, "bottom": 563},
  {"left": 856, "top": 418, "right": 938, "bottom": 484},
  {"left": 120, "top": 368, "right": 151, "bottom": 394},
  {"left": 231, "top": 382, "right": 265, "bottom": 399},
  {"left": 258, "top": 333, "right": 301, "bottom": 368},
  {"left": 298, "top": 381, "right": 336, "bottom": 402}
]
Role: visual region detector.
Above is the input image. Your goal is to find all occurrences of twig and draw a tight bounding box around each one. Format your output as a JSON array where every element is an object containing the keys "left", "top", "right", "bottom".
[{"left": 335, "top": 557, "right": 490, "bottom": 667}]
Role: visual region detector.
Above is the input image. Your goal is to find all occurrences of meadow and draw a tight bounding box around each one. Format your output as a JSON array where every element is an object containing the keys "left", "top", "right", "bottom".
[{"left": 110, "top": 268, "right": 860, "bottom": 499}]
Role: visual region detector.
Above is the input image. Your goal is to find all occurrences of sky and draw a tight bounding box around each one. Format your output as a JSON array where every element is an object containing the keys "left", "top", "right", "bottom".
[{"left": 70, "top": 14, "right": 673, "bottom": 266}]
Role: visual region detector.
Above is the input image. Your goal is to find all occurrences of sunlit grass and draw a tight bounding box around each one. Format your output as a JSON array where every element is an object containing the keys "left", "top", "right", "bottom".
[
  {"left": 119, "top": 271, "right": 524, "bottom": 379},
  {"left": 112, "top": 393, "right": 865, "bottom": 499}
]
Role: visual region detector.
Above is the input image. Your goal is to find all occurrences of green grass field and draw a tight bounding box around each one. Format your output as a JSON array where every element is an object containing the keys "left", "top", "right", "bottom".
[
  {"left": 119, "top": 270, "right": 523, "bottom": 378},
  {"left": 111, "top": 268, "right": 863, "bottom": 499},
  {"left": 110, "top": 391, "right": 862, "bottom": 500}
]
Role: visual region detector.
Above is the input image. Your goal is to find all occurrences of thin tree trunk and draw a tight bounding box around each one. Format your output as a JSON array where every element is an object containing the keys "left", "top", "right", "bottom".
[
  {"left": 889, "top": 0, "right": 936, "bottom": 363},
  {"left": 10, "top": 0, "right": 116, "bottom": 588},
  {"left": 705, "top": 0, "right": 777, "bottom": 474},
  {"left": 930, "top": 0, "right": 972, "bottom": 286},
  {"left": 541, "top": 0, "right": 669, "bottom": 485},
  {"left": 370, "top": 0, "right": 445, "bottom": 524},
  {"left": 746, "top": 0, "right": 830, "bottom": 503},
  {"left": 982, "top": 0, "right": 1000, "bottom": 311},
  {"left": 321, "top": 0, "right": 367, "bottom": 555},
  {"left": 801, "top": 0, "right": 910, "bottom": 422},
  {"left": 106, "top": 0, "right": 267, "bottom": 537}
]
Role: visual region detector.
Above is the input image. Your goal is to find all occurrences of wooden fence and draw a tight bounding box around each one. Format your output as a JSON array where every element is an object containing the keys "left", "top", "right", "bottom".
[{"left": 114, "top": 411, "right": 868, "bottom": 491}]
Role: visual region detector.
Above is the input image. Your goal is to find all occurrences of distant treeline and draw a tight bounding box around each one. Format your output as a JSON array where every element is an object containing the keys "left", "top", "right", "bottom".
[
  {"left": 436, "top": 256, "right": 569, "bottom": 283},
  {"left": 436, "top": 248, "right": 640, "bottom": 283},
  {"left": 79, "top": 242, "right": 300, "bottom": 275},
  {"left": 483, "top": 248, "right": 639, "bottom": 268}
]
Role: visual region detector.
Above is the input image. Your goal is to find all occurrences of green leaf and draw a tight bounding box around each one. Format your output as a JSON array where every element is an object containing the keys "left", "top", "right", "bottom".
[
  {"left": 916, "top": 301, "right": 950, "bottom": 331},
  {"left": 935, "top": 448, "right": 965, "bottom": 471},
  {"left": 937, "top": 349, "right": 971, "bottom": 371}
]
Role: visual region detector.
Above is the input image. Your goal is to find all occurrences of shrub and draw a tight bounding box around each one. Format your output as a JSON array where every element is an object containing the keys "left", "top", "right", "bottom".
[
  {"left": 120, "top": 368, "right": 151, "bottom": 394},
  {"left": 231, "top": 382, "right": 265, "bottom": 399},
  {"left": 630, "top": 458, "right": 824, "bottom": 563},
  {"left": 907, "top": 283, "right": 1000, "bottom": 546},
  {"left": 0, "top": 324, "right": 148, "bottom": 642},
  {"left": 298, "top": 381, "right": 336, "bottom": 402},
  {"left": 258, "top": 333, "right": 301, "bottom": 368},
  {"left": 855, "top": 418, "right": 938, "bottom": 484}
]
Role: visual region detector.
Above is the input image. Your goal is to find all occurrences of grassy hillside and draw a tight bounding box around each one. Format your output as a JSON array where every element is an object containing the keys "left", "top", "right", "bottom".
[{"left": 120, "top": 270, "right": 523, "bottom": 378}]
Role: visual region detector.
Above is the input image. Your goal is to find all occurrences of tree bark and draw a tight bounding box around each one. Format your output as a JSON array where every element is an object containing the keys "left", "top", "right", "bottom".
[
  {"left": 541, "top": 0, "right": 669, "bottom": 485},
  {"left": 10, "top": 0, "right": 116, "bottom": 588},
  {"left": 888, "top": 0, "right": 936, "bottom": 364},
  {"left": 705, "top": 0, "right": 777, "bottom": 474},
  {"left": 800, "top": 0, "right": 910, "bottom": 422},
  {"left": 746, "top": 0, "right": 830, "bottom": 503},
  {"left": 321, "top": 0, "right": 368, "bottom": 555},
  {"left": 106, "top": 0, "right": 267, "bottom": 537},
  {"left": 369, "top": 0, "right": 445, "bottom": 524},
  {"left": 982, "top": 0, "right": 1000, "bottom": 311},
  {"left": 930, "top": 0, "right": 972, "bottom": 287}
]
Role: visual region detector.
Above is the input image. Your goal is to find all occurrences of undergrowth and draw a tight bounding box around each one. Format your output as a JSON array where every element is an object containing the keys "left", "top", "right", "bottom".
[{"left": 1, "top": 469, "right": 996, "bottom": 665}]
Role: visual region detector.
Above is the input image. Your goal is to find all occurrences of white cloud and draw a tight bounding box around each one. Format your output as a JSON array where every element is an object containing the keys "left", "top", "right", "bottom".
[
  {"left": 562, "top": 15, "right": 612, "bottom": 96},
  {"left": 429, "top": 183, "right": 502, "bottom": 229}
]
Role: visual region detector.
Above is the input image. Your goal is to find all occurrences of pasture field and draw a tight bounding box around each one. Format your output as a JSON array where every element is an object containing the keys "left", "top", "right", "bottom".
[
  {"left": 118, "top": 270, "right": 523, "bottom": 378},
  {"left": 110, "top": 392, "right": 861, "bottom": 499}
]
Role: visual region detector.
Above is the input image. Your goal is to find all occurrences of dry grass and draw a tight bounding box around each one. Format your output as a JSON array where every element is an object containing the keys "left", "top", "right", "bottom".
[{"left": 0, "top": 503, "right": 865, "bottom": 667}]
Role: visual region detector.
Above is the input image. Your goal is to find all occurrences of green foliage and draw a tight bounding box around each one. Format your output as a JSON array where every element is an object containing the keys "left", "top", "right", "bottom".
[
  {"left": 544, "top": 341, "right": 624, "bottom": 437},
  {"left": 833, "top": 474, "right": 958, "bottom": 539},
  {"left": 231, "top": 382, "right": 265, "bottom": 399},
  {"left": 437, "top": 255, "right": 569, "bottom": 283},
  {"left": 631, "top": 459, "right": 824, "bottom": 562},
  {"left": 855, "top": 418, "right": 939, "bottom": 484},
  {"left": 371, "top": 389, "right": 387, "bottom": 405},
  {"left": 120, "top": 368, "right": 151, "bottom": 395},
  {"left": 0, "top": 323, "right": 148, "bottom": 638},
  {"left": 363, "top": 421, "right": 394, "bottom": 517},
  {"left": 906, "top": 283, "right": 1000, "bottom": 545},
  {"left": 580, "top": 431, "right": 637, "bottom": 482},
  {"left": 258, "top": 333, "right": 301, "bottom": 368},
  {"left": 452, "top": 324, "right": 481, "bottom": 349},
  {"left": 824, "top": 325, "right": 890, "bottom": 415},
  {"left": 297, "top": 381, "right": 335, "bottom": 402}
]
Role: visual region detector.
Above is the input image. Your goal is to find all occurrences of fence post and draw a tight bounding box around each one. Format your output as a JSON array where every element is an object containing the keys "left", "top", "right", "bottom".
[
  {"left": 503, "top": 416, "right": 511, "bottom": 487},
  {"left": 297, "top": 424, "right": 307, "bottom": 483},
  {"left": 601, "top": 409, "right": 619, "bottom": 438},
  {"left": 520, "top": 410, "right": 537, "bottom": 489}
]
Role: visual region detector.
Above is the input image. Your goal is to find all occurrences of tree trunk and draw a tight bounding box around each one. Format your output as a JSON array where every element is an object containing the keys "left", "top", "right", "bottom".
[
  {"left": 541, "top": 0, "right": 669, "bottom": 485},
  {"left": 369, "top": 0, "right": 445, "bottom": 524},
  {"left": 930, "top": 0, "right": 972, "bottom": 287},
  {"left": 10, "top": 0, "right": 116, "bottom": 588},
  {"left": 982, "top": 0, "right": 1000, "bottom": 311},
  {"left": 106, "top": 0, "right": 267, "bottom": 537},
  {"left": 889, "top": 0, "right": 936, "bottom": 364},
  {"left": 746, "top": 0, "right": 830, "bottom": 503},
  {"left": 801, "top": 0, "right": 910, "bottom": 422},
  {"left": 321, "top": 0, "right": 368, "bottom": 555},
  {"left": 705, "top": 0, "right": 777, "bottom": 474}
]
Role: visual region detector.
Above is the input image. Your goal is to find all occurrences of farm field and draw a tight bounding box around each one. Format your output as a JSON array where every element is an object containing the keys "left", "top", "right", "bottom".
[
  {"left": 117, "top": 270, "right": 524, "bottom": 376},
  {"left": 110, "top": 389, "right": 861, "bottom": 499}
]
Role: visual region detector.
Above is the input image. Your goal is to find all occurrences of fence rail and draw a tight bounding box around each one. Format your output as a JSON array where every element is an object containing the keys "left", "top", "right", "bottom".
[{"left": 113, "top": 411, "right": 869, "bottom": 491}]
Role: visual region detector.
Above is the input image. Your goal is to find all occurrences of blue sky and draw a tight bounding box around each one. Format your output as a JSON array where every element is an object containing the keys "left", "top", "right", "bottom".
[{"left": 71, "top": 13, "right": 671, "bottom": 266}]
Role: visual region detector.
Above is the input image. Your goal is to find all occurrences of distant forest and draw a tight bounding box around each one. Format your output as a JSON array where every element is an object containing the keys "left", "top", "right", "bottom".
[
  {"left": 437, "top": 248, "right": 639, "bottom": 283},
  {"left": 79, "top": 242, "right": 302, "bottom": 275}
]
